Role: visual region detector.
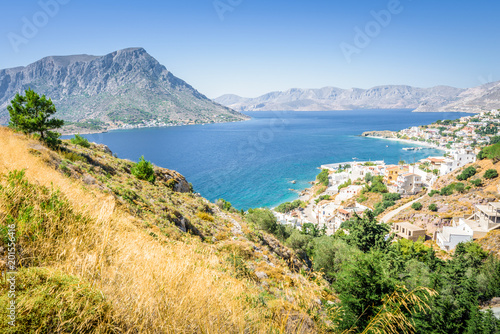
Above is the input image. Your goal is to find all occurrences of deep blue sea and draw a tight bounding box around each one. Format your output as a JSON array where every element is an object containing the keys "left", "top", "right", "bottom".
[{"left": 69, "top": 110, "right": 472, "bottom": 210}]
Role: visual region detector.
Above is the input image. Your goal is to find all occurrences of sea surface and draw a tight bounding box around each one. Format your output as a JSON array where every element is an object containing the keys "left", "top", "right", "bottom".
[{"left": 70, "top": 109, "right": 473, "bottom": 210}]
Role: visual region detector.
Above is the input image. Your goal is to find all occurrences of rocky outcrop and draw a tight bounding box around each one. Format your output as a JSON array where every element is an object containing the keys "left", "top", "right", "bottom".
[
  {"left": 361, "top": 130, "right": 397, "bottom": 138},
  {"left": 0, "top": 48, "right": 248, "bottom": 126}
]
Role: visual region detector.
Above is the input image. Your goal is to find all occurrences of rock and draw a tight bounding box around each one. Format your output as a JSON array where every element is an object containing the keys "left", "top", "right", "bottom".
[
  {"left": 96, "top": 144, "right": 113, "bottom": 155},
  {"left": 255, "top": 271, "right": 268, "bottom": 280},
  {"left": 82, "top": 174, "right": 97, "bottom": 185}
]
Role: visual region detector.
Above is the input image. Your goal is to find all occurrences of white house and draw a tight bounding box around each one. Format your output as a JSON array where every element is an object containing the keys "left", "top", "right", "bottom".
[
  {"left": 435, "top": 222, "right": 473, "bottom": 251},
  {"left": 335, "top": 185, "right": 364, "bottom": 204},
  {"left": 395, "top": 173, "right": 423, "bottom": 195},
  {"left": 439, "top": 148, "right": 477, "bottom": 176}
]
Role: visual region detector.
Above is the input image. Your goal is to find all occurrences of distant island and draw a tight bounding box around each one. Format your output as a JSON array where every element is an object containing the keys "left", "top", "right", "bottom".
[
  {"left": 0, "top": 48, "right": 249, "bottom": 133},
  {"left": 215, "top": 83, "right": 500, "bottom": 113}
]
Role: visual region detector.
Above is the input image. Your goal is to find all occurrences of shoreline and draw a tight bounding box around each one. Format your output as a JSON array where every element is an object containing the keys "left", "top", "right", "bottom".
[
  {"left": 362, "top": 135, "right": 446, "bottom": 151},
  {"left": 60, "top": 117, "right": 252, "bottom": 136}
]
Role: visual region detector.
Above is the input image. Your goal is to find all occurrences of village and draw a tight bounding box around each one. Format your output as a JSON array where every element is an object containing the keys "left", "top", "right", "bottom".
[{"left": 273, "top": 109, "right": 500, "bottom": 252}]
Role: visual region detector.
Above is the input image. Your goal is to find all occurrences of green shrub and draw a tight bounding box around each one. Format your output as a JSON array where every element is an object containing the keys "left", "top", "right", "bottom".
[
  {"left": 470, "top": 179, "right": 483, "bottom": 187},
  {"left": 440, "top": 185, "right": 455, "bottom": 196},
  {"left": 275, "top": 200, "right": 305, "bottom": 213},
  {"left": 457, "top": 166, "right": 477, "bottom": 181},
  {"left": 383, "top": 193, "right": 401, "bottom": 201},
  {"left": 315, "top": 195, "right": 331, "bottom": 204},
  {"left": 216, "top": 198, "right": 233, "bottom": 211},
  {"left": 454, "top": 182, "right": 466, "bottom": 193},
  {"left": 316, "top": 169, "right": 329, "bottom": 186},
  {"left": 429, "top": 204, "right": 438, "bottom": 212},
  {"left": 131, "top": 156, "right": 155, "bottom": 183},
  {"left": 411, "top": 202, "right": 423, "bottom": 211},
  {"left": 70, "top": 134, "right": 90, "bottom": 148},
  {"left": 338, "top": 179, "right": 352, "bottom": 191},
  {"left": 484, "top": 169, "right": 499, "bottom": 179},
  {"left": 429, "top": 190, "right": 439, "bottom": 197}
]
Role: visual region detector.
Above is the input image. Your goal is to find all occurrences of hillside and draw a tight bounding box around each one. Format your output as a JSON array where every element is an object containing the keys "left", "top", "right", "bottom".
[
  {"left": 0, "top": 48, "right": 249, "bottom": 132},
  {"left": 384, "top": 159, "right": 500, "bottom": 236},
  {"left": 0, "top": 127, "right": 332, "bottom": 333}
]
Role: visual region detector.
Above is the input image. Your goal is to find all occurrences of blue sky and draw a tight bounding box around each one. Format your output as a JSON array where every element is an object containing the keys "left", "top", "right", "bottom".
[{"left": 1, "top": 0, "right": 499, "bottom": 98}]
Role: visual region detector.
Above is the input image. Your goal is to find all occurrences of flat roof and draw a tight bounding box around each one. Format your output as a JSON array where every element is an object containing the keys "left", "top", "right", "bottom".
[
  {"left": 393, "top": 222, "right": 425, "bottom": 232},
  {"left": 476, "top": 205, "right": 500, "bottom": 217}
]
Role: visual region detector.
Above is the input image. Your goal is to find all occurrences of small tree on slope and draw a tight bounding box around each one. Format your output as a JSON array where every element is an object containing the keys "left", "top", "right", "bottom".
[{"left": 8, "top": 88, "right": 64, "bottom": 148}]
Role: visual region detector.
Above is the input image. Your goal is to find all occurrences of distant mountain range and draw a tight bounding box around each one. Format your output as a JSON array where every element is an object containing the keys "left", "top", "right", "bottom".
[
  {"left": 0, "top": 48, "right": 248, "bottom": 131},
  {"left": 215, "top": 82, "right": 500, "bottom": 113}
]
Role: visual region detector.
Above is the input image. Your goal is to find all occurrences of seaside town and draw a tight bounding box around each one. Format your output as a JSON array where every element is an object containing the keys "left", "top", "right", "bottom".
[{"left": 273, "top": 109, "right": 500, "bottom": 253}]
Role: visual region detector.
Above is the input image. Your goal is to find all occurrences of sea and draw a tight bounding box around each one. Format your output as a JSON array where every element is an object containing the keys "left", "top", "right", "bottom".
[{"left": 69, "top": 109, "right": 473, "bottom": 210}]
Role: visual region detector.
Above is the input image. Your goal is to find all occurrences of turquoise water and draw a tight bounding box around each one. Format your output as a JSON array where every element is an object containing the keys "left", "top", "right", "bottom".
[{"left": 72, "top": 110, "right": 472, "bottom": 210}]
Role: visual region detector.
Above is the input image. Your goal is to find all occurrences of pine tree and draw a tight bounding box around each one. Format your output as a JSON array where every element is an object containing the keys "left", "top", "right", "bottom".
[{"left": 7, "top": 88, "right": 64, "bottom": 147}]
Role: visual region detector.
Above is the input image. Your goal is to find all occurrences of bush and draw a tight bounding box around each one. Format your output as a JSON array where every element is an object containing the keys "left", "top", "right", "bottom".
[
  {"left": 131, "top": 156, "right": 155, "bottom": 183},
  {"left": 457, "top": 166, "right": 477, "bottom": 181},
  {"left": 429, "top": 190, "right": 440, "bottom": 197},
  {"left": 484, "top": 169, "right": 499, "bottom": 179},
  {"left": 429, "top": 204, "right": 438, "bottom": 212},
  {"left": 317, "top": 169, "right": 329, "bottom": 186},
  {"left": 470, "top": 179, "right": 483, "bottom": 187},
  {"left": 315, "top": 195, "right": 331, "bottom": 204},
  {"left": 275, "top": 200, "right": 304, "bottom": 213},
  {"left": 216, "top": 198, "right": 233, "bottom": 211},
  {"left": 246, "top": 208, "right": 278, "bottom": 234},
  {"left": 383, "top": 193, "right": 401, "bottom": 201},
  {"left": 70, "top": 134, "right": 90, "bottom": 148},
  {"left": 411, "top": 202, "right": 423, "bottom": 211},
  {"left": 454, "top": 182, "right": 466, "bottom": 193},
  {"left": 440, "top": 185, "right": 455, "bottom": 196},
  {"left": 478, "top": 143, "right": 500, "bottom": 162},
  {"left": 338, "top": 179, "right": 352, "bottom": 191},
  {"left": 196, "top": 212, "right": 215, "bottom": 222}
]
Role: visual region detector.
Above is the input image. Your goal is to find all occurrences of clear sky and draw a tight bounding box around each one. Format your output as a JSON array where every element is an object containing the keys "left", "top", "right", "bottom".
[{"left": 1, "top": 0, "right": 499, "bottom": 98}]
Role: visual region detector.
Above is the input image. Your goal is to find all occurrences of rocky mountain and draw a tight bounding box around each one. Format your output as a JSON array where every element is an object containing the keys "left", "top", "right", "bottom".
[
  {"left": 414, "top": 81, "right": 500, "bottom": 113},
  {"left": 215, "top": 85, "right": 465, "bottom": 112},
  {"left": 216, "top": 83, "right": 500, "bottom": 113},
  {"left": 0, "top": 48, "right": 249, "bottom": 130}
]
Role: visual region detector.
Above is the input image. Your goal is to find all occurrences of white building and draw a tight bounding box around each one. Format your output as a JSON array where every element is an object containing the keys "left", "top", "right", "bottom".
[
  {"left": 435, "top": 222, "right": 474, "bottom": 251},
  {"left": 439, "top": 148, "right": 477, "bottom": 176},
  {"left": 335, "top": 185, "right": 364, "bottom": 204}
]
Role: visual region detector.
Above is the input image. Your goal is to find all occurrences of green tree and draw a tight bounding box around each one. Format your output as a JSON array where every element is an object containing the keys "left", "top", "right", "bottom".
[
  {"left": 347, "top": 211, "right": 390, "bottom": 253},
  {"left": 7, "top": 88, "right": 64, "bottom": 147},
  {"left": 411, "top": 202, "right": 423, "bottom": 211},
  {"left": 428, "top": 203, "right": 438, "bottom": 212},
  {"left": 70, "top": 134, "right": 90, "bottom": 148},
  {"left": 484, "top": 169, "right": 499, "bottom": 179},
  {"left": 316, "top": 169, "right": 329, "bottom": 186},
  {"left": 455, "top": 182, "right": 466, "bottom": 193},
  {"left": 131, "top": 156, "right": 155, "bottom": 183}
]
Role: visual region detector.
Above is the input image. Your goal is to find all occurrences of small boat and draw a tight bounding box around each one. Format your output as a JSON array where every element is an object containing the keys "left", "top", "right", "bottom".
[
  {"left": 290, "top": 180, "right": 297, "bottom": 184},
  {"left": 386, "top": 145, "right": 389, "bottom": 148}
]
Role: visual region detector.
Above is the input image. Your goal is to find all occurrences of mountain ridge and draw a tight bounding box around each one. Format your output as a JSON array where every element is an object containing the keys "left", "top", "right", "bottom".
[
  {"left": 215, "top": 83, "right": 500, "bottom": 113},
  {"left": 0, "top": 48, "right": 249, "bottom": 130}
]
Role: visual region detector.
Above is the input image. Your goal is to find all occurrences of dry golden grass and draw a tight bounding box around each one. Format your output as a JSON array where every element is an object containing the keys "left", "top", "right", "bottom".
[{"left": 0, "top": 128, "right": 327, "bottom": 333}]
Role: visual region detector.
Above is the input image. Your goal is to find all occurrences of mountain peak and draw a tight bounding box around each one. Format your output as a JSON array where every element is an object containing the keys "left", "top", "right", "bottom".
[{"left": 0, "top": 49, "right": 249, "bottom": 128}]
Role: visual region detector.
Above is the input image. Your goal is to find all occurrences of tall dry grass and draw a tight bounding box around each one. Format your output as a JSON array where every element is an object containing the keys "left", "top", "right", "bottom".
[{"left": 0, "top": 128, "right": 323, "bottom": 333}]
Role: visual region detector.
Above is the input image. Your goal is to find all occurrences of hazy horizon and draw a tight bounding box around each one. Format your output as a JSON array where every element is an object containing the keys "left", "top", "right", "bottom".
[{"left": 1, "top": 0, "right": 500, "bottom": 98}]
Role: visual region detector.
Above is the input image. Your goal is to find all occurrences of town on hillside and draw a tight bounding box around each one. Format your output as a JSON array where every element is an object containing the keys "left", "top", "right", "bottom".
[{"left": 273, "top": 109, "right": 500, "bottom": 253}]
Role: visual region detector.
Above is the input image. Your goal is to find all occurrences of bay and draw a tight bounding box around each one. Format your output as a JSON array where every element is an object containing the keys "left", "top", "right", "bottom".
[{"left": 72, "top": 109, "right": 473, "bottom": 210}]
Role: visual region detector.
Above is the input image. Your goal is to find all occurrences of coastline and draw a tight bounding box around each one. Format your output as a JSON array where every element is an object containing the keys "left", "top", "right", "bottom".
[
  {"left": 60, "top": 117, "right": 253, "bottom": 136},
  {"left": 362, "top": 135, "right": 446, "bottom": 151}
]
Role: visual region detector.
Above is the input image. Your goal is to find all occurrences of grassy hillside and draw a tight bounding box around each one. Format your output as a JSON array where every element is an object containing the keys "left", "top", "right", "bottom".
[{"left": 0, "top": 127, "right": 333, "bottom": 333}]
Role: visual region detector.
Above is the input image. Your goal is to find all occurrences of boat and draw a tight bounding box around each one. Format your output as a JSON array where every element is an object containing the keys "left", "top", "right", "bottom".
[
  {"left": 402, "top": 147, "right": 423, "bottom": 151},
  {"left": 290, "top": 180, "right": 297, "bottom": 184}
]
